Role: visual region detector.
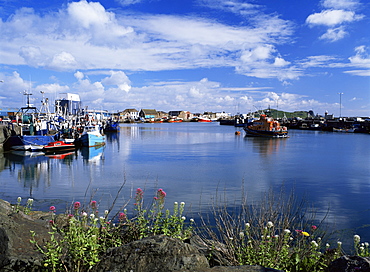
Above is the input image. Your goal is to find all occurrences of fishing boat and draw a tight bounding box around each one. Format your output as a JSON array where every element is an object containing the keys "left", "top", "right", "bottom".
[
  {"left": 198, "top": 117, "right": 212, "bottom": 122},
  {"left": 75, "top": 124, "right": 106, "bottom": 147},
  {"left": 42, "top": 141, "right": 76, "bottom": 154},
  {"left": 243, "top": 114, "right": 289, "bottom": 138},
  {"left": 103, "top": 120, "right": 120, "bottom": 133}
]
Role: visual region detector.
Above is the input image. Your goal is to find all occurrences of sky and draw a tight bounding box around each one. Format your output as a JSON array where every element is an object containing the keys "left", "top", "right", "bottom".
[{"left": 0, "top": 0, "right": 369, "bottom": 117}]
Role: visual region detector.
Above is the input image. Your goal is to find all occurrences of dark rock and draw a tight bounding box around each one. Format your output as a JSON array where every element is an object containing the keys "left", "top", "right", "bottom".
[
  {"left": 0, "top": 199, "right": 52, "bottom": 271},
  {"left": 92, "top": 234, "right": 210, "bottom": 272},
  {"left": 327, "top": 255, "right": 370, "bottom": 272}
]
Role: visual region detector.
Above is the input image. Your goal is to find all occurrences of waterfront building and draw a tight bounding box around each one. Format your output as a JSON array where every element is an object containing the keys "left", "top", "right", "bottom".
[{"left": 139, "top": 109, "right": 158, "bottom": 119}]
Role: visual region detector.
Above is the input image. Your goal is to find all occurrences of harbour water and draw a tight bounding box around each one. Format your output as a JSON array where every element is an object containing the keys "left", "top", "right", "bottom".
[{"left": 0, "top": 122, "right": 369, "bottom": 247}]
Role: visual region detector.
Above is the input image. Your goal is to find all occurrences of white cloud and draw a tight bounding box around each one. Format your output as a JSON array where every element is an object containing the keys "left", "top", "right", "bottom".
[
  {"left": 0, "top": 0, "right": 295, "bottom": 80},
  {"left": 321, "top": 0, "right": 360, "bottom": 10},
  {"left": 306, "top": 10, "right": 361, "bottom": 26},
  {"left": 49, "top": 52, "right": 78, "bottom": 71},
  {"left": 319, "top": 26, "right": 347, "bottom": 42}
]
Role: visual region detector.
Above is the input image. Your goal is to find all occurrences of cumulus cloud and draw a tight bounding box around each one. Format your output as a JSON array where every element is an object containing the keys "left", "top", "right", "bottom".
[
  {"left": 306, "top": 0, "right": 363, "bottom": 42},
  {"left": 306, "top": 10, "right": 361, "bottom": 26}
]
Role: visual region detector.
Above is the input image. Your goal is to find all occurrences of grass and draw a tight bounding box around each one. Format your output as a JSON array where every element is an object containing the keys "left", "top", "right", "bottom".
[{"left": 10, "top": 186, "right": 370, "bottom": 271}]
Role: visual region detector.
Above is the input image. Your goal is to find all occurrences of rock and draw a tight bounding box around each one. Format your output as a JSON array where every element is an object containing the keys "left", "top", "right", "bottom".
[
  {"left": 92, "top": 235, "right": 210, "bottom": 272},
  {"left": 0, "top": 199, "right": 53, "bottom": 271},
  {"left": 327, "top": 255, "right": 370, "bottom": 272}
]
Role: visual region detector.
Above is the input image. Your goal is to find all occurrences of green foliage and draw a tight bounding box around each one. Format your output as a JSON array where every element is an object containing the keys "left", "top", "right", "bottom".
[
  {"left": 13, "top": 196, "right": 34, "bottom": 214},
  {"left": 28, "top": 188, "right": 194, "bottom": 271}
]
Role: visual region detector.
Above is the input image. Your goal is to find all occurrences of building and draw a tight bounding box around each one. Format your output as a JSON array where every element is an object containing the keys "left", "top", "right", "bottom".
[
  {"left": 120, "top": 109, "right": 139, "bottom": 121},
  {"left": 55, "top": 93, "right": 81, "bottom": 115},
  {"left": 139, "top": 109, "right": 158, "bottom": 119}
]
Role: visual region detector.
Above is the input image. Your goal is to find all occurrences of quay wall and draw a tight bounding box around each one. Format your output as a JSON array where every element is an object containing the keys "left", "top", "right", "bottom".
[{"left": 0, "top": 124, "right": 21, "bottom": 146}]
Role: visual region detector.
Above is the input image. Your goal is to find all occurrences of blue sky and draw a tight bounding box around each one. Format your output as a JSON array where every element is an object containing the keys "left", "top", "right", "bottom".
[{"left": 0, "top": 0, "right": 369, "bottom": 116}]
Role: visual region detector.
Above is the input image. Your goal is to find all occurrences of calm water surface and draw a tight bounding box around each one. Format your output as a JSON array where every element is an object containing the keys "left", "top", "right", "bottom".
[{"left": 0, "top": 122, "right": 369, "bottom": 246}]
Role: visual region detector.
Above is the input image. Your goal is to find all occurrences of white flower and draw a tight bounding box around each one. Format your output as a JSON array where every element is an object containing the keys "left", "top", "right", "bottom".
[
  {"left": 90, "top": 213, "right": 95, "bottom": 220},
  {"left": 180, "top": 202, "right": 185, "bottom": 206},
  {"left": 104, "top": 210, "right": 109, "bottom": 215},
  {"left": 354, "top": 235, "right": 361, "bottom": 243},
  {"left": 311, "top": 241, "right": 319, "bottom": 248},
  {"left": 245, "top": 223, "right": 250, "bottom": 228},
  {"left": 181, "top": 216, "right": 186, "bottom": 220},
  {"left": 239, "top": 232, "right": 245, "bottom": 238},
  {"left": 365, "top": 242, "right": 369, "bottom": 247},
  {"left": 267, "top": 221, "right": 274, "bottom": 228},
  {"left": 190, "top": 218, "right": 195, "bottom": 223},
  {"left": 82, "top": 212, "right": 88, "bottom": 217},
  {"left": 284, "top": 229, "right": 291, "bottom": 234},
  {"left": 337, "top": 241, "right": 342, "bottom": 246},
  {"left": 326, "top": 243, "right": 330, "bottom": 248},
  {"left": 174, "top": 202, "right": 178, "bottom": 205},
  {"left": 17, "top": 197, "right": 22, "bottom": 203},
  {"left": 27, "top": 198, "right": 34, "bottom": 205}
]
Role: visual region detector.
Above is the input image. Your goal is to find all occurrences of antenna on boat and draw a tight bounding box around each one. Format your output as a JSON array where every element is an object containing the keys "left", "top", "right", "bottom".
[{"left": 23, "top": 90, "right": 33, "bottom": 108}]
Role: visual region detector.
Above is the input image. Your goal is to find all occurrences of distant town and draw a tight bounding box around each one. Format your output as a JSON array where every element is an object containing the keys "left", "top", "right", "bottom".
[{"left": 0, "top": 92, "right": 369, "bottom": 133}]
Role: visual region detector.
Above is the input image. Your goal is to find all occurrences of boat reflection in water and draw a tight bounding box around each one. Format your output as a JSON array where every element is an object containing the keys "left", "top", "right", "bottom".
[{"left": 80, "top": 146, "right": 105, "bottom": 164}]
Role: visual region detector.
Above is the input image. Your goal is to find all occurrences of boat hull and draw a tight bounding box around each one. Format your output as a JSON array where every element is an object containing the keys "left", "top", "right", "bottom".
[
  {"left": 3, "top": 135, "right": 58, "bottom": 151},
  {"left": 42, "top": 141, "right": 76, "bottom": 154},
  {"left": 79, "top": 133, "right": 106, "bottom": 147},
  {"left": 244, "top": 128, "right": 289, "bottom": 138}
]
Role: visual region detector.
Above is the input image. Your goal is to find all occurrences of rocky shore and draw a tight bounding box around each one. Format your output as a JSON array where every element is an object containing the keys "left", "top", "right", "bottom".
[{"left": 1, "top": 199, "right": 370, "bottom": 272}]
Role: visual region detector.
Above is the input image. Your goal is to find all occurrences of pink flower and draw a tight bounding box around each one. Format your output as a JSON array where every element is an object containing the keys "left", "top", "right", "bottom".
[
  {"left": 295, "top": 229, "right": 303, "bottom": 233},
  {"left": 311, "top": 225, "right": 317, "bottom": 230},
  {"left": 119, "top": 212, "right": 126, "bottom": 222},
  {"left": 90, "top": 200, "right": 97, "bottom": 209},
  {"left": 49, "top": 206, "right": 56, "bottom": 212},
  {"left": 74, "top": 201, "right": 81, "bottom": 210}
]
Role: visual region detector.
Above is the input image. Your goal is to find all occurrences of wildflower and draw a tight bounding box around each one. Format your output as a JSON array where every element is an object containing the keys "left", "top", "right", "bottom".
[
  {"left": 311, "top": 241, "right": 319, "bottom": 248},
  {"left": 267, "top": 221, "right": 274, "bottom": 228},
  {"left": 82, "top": 212, "right": 88, "bottom": 217},
  {"left": 181, "top": 216, "right": 186, "bottom": 220},
  {"left": 174, "top": 201, "right": 178, "bottom": 205},
  {"left": 365, "top": 242, "right": 369, "bottom": 247},
  {"left": 245, "top": 223, "right": 250, "bottom": 228},
  {"left": 274, "top": 235, "right": 279, "bottom": 238},
  {"left": 74, "top": 201, "right": 81, "bottom": 210},
  {"left": 284, "top": 229, "right": 291, "bottom": 234},
  {"left": 49, "top": 206, "right": 56, "bottom": 212},
  {"left": 302, "top": 231, "right": 310, "bottom": 237},
  {"left": 27, "top": 198, "right": 34, "bottom": 205},
  {"left": 354, "top": 235, "right": 361, "bottom": 243},
  {"left": 239, "top": 232, "right": 245, "bottom": 238},
  {"left": 190, "top": 218, "right": 195, "bottom": 223},
  {"left": 68, "top": 214, "right": 74, "bottom": 219},
  {"left": 295, "top": 229, "right": 303, "bottom": 234},
  {"left": 49, "top": 220, "right": 54, "bottom": 226},
  {"left": 17, "top": 197, "right": 22, "bottom": 203},
  {"left": 90, "top": 213, "right": 95, "bottom": 220},
  {"left": 119, "top": 212, "right": 126, "bottom": 222},
  {"left": 311, "top": 225, "right": 317, "bottom": 230},
  {"left": 90, "top": 200, "right": 97, "bottom": 209},
  {"left": 135, "top": 188, "right": 144, "bottom": 202},
  {"left": 104, "top": 210, "right": 109, "bottom": 215},
  {"left": 326, "top": 243, "right": 330, "bottom": 248}
]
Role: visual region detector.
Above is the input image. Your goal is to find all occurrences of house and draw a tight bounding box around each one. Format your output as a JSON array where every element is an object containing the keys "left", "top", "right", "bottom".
[
  {"left": 139, "top": 109, "right": 158, "bottom": 119},
  {"left": 121, "top": 109, "right": 139, "bottom": 121}
]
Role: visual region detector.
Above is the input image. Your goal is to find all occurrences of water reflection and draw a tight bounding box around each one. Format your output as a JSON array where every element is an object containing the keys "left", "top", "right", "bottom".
[{"left": 80, "top": 146, "right": 105, "bottom": 164}]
